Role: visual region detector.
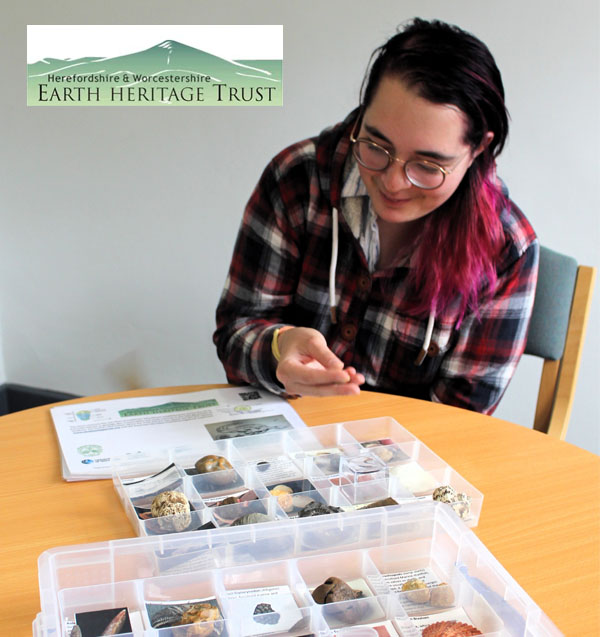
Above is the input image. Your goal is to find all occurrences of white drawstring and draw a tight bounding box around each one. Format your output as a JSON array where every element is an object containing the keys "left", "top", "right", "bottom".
[
  {"left": 414, "top": 312, "right": 435, "bottom": 365},
  {"left": 329, "top": 204, "right": 434, "bottom": 363},
  {"left": 329, "top": 207, "right": 339, "bottom": 323}
]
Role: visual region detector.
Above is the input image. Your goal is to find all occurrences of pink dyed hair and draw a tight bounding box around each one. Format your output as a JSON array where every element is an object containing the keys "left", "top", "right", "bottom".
[
  {"left": 361, "top": 19, "right": 510, "bottom": 321},
  {"left": 408, "top": 163, "right": 505, "bottom": 323}
]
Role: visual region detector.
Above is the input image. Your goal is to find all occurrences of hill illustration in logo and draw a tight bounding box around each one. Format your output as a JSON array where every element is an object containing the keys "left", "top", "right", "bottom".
[{"left": 28, "top": 39, "right": 281, "bottom": 85}]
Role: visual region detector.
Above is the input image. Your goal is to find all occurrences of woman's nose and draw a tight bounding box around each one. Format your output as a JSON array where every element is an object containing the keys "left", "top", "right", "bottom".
[{"left": 381, "top": 158, "right": 412, "bottom": 191}]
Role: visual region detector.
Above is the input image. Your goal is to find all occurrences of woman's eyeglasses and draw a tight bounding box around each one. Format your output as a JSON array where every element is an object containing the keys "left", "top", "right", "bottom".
[{"left": 350, "top": 117, "right": 469, "bottom": 190}]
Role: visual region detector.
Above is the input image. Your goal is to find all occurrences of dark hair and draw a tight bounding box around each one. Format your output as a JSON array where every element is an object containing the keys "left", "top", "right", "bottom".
[{"left": 360, "top": 18, "right": 509, "bottom": 320}]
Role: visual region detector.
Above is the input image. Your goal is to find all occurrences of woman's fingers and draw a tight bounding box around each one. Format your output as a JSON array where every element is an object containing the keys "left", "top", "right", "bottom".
[{"left": 275, "top": 327, "right": 364, "bottom": 396}]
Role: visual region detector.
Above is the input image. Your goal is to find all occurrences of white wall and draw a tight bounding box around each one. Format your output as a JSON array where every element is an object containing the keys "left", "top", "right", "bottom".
[{"left": 1, "top": 1, "right": 598, "bottom": 453}]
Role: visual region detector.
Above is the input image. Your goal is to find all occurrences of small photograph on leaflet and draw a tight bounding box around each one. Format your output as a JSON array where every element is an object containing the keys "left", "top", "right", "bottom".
[
  {"left": 205, "top": 415, "right": 294, "bottom": 440},
  {"left": 69, "top": 607, "right": 132, "bottom": 636},
  {"left": 146, "top": 596, "right": 224, "bottom": 634},
  {"left": 225, "top": 584, "right": 306, "bottom": 636}
]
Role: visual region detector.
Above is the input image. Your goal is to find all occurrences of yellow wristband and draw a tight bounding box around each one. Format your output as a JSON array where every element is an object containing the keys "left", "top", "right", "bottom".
[{"left": 271, "top": 326, "right": 293, "bottom": 362}]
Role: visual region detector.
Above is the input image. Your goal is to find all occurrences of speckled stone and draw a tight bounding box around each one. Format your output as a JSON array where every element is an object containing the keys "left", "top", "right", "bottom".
[{"left": 231, "top": 512, "right": 274, "bottom": 526}]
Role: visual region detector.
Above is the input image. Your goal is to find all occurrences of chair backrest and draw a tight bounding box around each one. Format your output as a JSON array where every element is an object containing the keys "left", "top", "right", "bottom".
[{"left": 525, "top": 246, "right": 596, "bottom": 439}]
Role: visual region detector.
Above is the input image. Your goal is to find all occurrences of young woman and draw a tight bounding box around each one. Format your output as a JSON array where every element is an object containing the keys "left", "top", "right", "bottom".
[{"left": 213, "top": 18, "right": 538, "bottom": 414}]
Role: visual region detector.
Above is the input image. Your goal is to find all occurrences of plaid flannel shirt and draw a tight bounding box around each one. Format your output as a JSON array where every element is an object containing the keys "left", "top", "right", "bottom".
[{"left": 214, "top": 111, "right": 539, "bottom": 414}]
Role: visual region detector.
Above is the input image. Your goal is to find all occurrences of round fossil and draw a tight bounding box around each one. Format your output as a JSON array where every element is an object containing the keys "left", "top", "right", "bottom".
[
  {"left": 276, "top": 492, "right": 294, "bottom": 512},
  {"left": 402, "top": 578, "right": 431, "bottom": 603},
  {"left": 151, "top": 490, "right": 190, "bottom": 517},
  {"left": 150, "top": 491, "right": 191, "bottom": 532},
  {"left": 430, "top": 583, "right": 456, "bottom": 607},
  {"left": 432, "top": 485, "right": 457, "bottom": 504},
  {"left": 195, "top": 454, "right": 233, "bottom": 473},
  {"left": 269, "top": 484, "right": 293, "bottom": 496},
  {"left": 433, "top": 486, "right": 471, "bottom": 519},
  {"left": 195, "top": 455, "right": 234, "bottom": 485},
  {"left": 422, "top": 621, "right": 482, "bottom": 636}
]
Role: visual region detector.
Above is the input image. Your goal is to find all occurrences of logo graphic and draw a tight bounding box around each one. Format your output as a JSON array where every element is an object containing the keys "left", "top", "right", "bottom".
[
  {"left": 76, "top": 410, "right": 91, "bottom": 421},
  {"left": 27, "top": 25, "right": 282, "bottom": 106},
  {"left": 77, "top": 444, "right": 103, "bottom": 457}
]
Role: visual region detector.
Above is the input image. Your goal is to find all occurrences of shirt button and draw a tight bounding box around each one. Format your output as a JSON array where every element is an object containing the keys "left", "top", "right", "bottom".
[
  {"left": 427, "top": 341, "right": 440, "bottom": 356},
  {"left": 341, "top": 324, "right": 357, "bottom": 341},
  {"left": 357, "top": 275, "right": 370, "bottom": 291}
]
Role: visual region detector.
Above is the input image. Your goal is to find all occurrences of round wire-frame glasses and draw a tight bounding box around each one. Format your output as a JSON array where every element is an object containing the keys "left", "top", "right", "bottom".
[{"left": 349, "top": 116, "right": 469, "bottom": 190}]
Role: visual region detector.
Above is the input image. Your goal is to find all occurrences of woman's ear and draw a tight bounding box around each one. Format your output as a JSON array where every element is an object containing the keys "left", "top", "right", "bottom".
[{"left": 473, "top": 131, "right": 494, "bottom": 158}]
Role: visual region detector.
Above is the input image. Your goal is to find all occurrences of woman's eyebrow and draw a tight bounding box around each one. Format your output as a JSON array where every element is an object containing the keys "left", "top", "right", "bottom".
[{"left": 363, "top": 122, "right": 456, "bottom": 162}]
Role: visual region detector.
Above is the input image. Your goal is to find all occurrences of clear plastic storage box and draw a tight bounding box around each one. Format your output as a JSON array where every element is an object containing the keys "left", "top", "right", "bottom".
[
  {"left": 34, "top": 501, "right": 561, "bottom": 636},
  {"left": 32, "top": 418, "right": 562, "bottom": 636},
  {"left": 111, "top": 418, "right": 483, "bottom": 535}
]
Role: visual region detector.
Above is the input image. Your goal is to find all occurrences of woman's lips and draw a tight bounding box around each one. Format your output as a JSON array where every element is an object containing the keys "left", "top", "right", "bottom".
[{"left": 380, "top": 190, "right": 411, "bottom": 206}]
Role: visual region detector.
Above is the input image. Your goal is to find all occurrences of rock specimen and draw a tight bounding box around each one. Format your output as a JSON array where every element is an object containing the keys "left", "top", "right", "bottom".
[
  {"left": 194, "top": 455, "right": 235, "bottom": 485},
  {"left": 231, "top": 512, "right": 274, "bottom": 526},
  {"left": 312, "top": 576, "right": 366, "bottom": 623},
  {"left": 430, "top": 583, "right": 456, "bottom": 607},
  {"left": 151, "top": 490, "right": 191, "bottom": 532},
  {"left": 298, "top": 501, "right": 343, "bottom": 517},
  {"left": 358, "top": 497, "right": 398, "bottom": 510},
  {"left": 432, "top": 485, "right": 471, "bottom": 519},
  {"left": 401, "top": 578, "right": 430, "bottom": 603}
]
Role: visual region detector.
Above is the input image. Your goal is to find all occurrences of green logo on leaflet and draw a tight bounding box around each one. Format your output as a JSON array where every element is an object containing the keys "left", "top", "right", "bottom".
[{"left": 77, "top": 444, "right": 103, "bottom": 457}]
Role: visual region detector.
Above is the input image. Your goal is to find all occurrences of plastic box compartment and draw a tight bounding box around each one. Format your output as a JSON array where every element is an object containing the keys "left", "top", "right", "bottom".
[
  {"left": 112, "top": 418, "right": 483, "bottom": 536},
  {"left": 33, "top": 501, "right": 562, "bottom": 636}
]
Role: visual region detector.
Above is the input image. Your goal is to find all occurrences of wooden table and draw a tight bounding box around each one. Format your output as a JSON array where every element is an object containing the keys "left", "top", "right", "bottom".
[{"left": 1, "top": 385, "right": 598, "bottom": 635}]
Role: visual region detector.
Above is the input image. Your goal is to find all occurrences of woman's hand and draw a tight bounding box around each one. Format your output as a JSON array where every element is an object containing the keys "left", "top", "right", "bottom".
[{"left": 275, "top": 327, "right": 365, "bottom": 396}]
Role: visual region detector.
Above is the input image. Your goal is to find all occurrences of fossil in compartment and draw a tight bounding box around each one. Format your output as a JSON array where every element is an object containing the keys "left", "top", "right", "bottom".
[
  {"left": 432, "top": 485, "right": 471, "bottom": 519},
  {"left": 291, "top": 494, "right": 314, "bottom": 509},
  {"left": 421, "top": 620, "right": 482, "bottom": 636},
  {"left": 401, "top": 578, "right": 431, "bottom": 603},
  {"left": 151, "top": 490, "right": 192, "bottom": 532},
  {"left": 358, "top": 496, "right": 398, "bottom": 510},
  {"left": 177, "top": 602, "right": 223, "bottom": 637},
  {"left": 432, "top": 485, "right": 457, "bottom": 503},
  {"left": 195, "top": 455, "right": 235, "bottom": 485},
  {"left": 231, "top": 512, "right": 274, "bottom": 526},
  {"left": 275, "top": 492, "right": 294, "bottom": 512},
  {"left": 269, "top": 484, "right": 293, "bottom": 496},
  {"left": 430, "top": 582, "right": 456, "bottom": 607},
  {"left": 312, "top": 576, "right": 366, "bottom": 623},
  {"left": 218, "top": 495, "right": 241, "bottom": 507},
  {"left": 298, "top": 501, "right": 343, "bottom": 517},
  {"left": 252, "top": 603, "right": 281, "bottom": 625}
]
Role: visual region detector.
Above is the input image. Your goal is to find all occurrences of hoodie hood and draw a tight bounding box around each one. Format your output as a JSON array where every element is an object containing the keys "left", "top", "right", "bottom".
[{"left": 314, "top": 107, "right": 361, "bottom": 213}]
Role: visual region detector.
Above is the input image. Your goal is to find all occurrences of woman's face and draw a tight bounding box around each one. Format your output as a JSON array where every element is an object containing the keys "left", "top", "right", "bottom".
[{"left": 356, "top": 75, "right": 487, "bottom": 225}]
